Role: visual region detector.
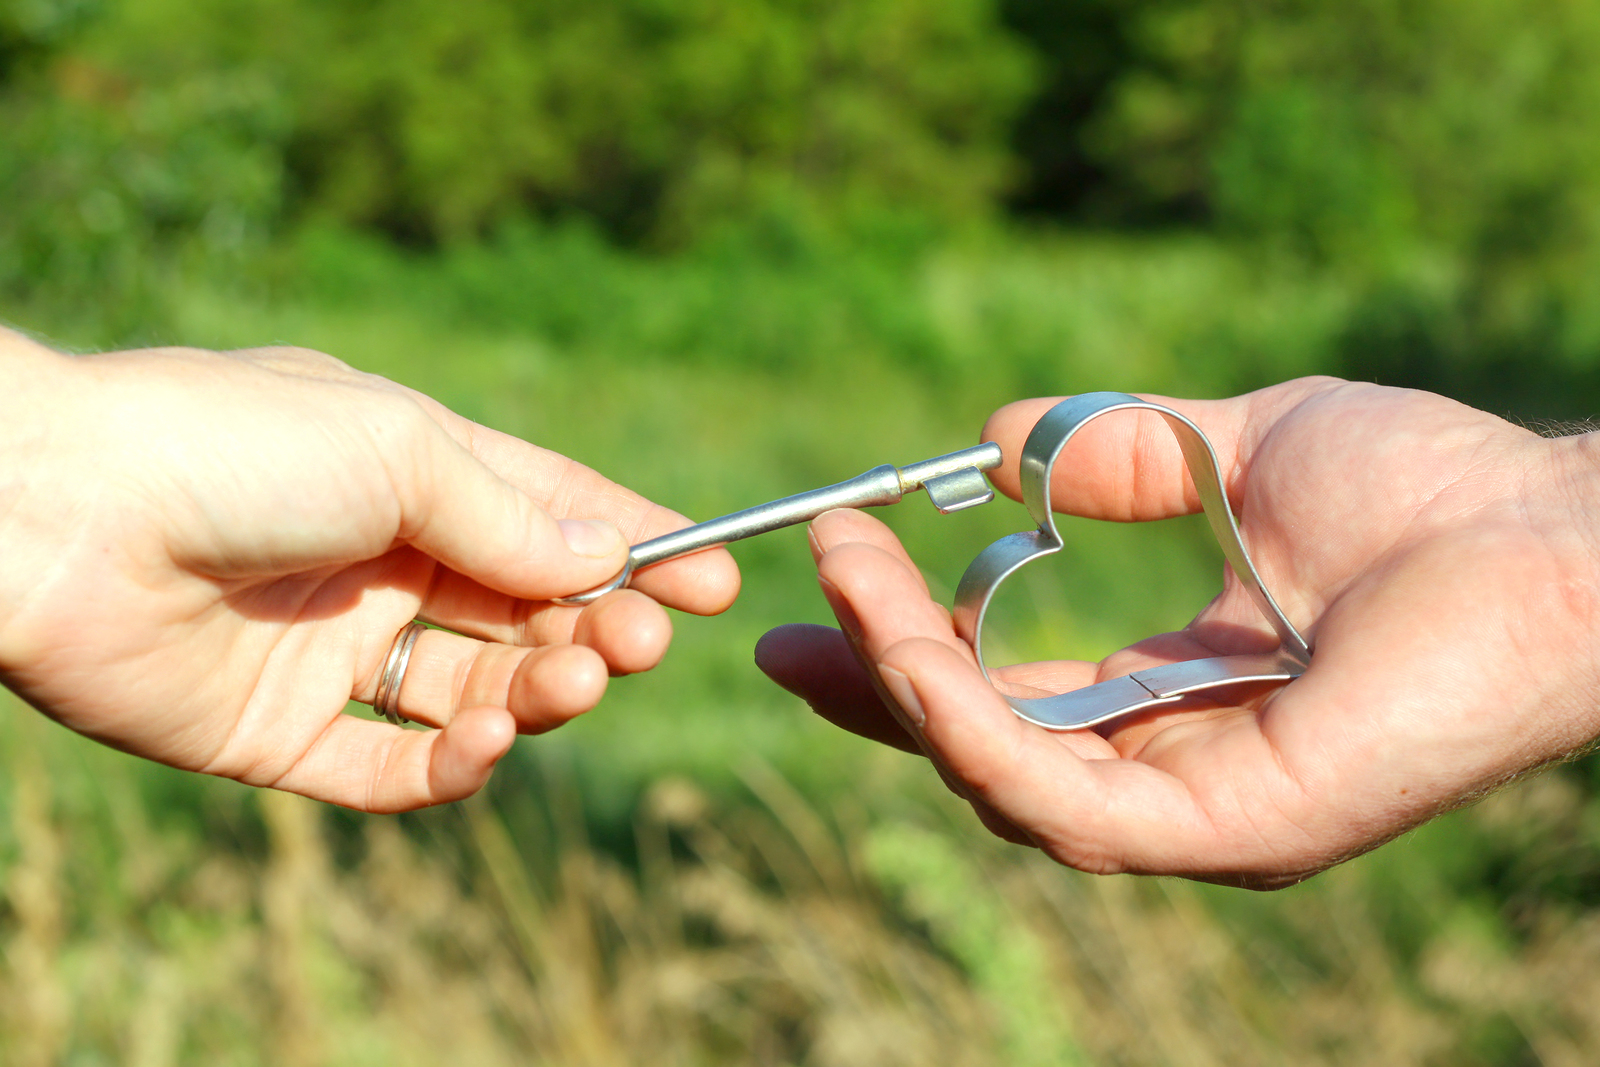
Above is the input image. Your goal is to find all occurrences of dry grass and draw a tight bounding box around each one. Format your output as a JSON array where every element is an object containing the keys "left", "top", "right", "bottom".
[{"left": 3, "top": 689, "right": 1600, "bottom": 1065}]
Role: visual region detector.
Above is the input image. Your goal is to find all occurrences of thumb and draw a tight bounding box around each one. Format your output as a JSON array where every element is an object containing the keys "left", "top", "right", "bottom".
[
  {"left": 393, "top": 416, "right": 630, "bottom": 600},
  {"left": 979, "top": 378, "right": 1341, "bottom": 522}
]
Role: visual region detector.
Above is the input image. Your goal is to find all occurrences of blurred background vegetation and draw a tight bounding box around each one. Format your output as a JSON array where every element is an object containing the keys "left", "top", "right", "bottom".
[{"left": 8, "top": 0, "right": 1600, "bottom": 1063}]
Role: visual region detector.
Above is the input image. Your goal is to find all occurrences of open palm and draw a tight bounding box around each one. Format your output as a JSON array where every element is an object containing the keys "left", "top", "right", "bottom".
[{"left": 757, "top": 378, "right": 1600, "bottom": 885}]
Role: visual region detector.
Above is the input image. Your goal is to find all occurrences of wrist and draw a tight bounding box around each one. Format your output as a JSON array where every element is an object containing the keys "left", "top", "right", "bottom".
[
  {"left": 0, "top": 328, "right": 77, "bottom": 669},
  {"left": 1546, "top": 429, "right": 1600, "bottom": 562},
  {"left": 1534, "top": 428, "right": 1600, "bottom": 700}
]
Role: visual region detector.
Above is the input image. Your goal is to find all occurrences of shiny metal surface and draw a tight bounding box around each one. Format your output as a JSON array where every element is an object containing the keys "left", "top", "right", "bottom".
[
  {"left": 374, "top": 620, "right": 426, "bottom": 726},
  {"left": 554, "top": 442, "right": 1003, "bottom": 606},
  {"left": 952, "top": 393, "right": 1311, "bottom": 731}
]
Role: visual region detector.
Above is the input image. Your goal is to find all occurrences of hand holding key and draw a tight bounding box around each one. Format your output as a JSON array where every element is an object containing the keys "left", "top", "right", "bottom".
[
  {"left": 0, "top": 323, "right": 1004, "bottom": 815},
  {"left": 0, "top": 335, "right": 738, "bottom": 812}
]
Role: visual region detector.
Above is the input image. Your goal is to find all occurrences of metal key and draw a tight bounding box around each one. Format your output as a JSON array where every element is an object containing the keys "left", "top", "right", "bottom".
[{"left": 553, "top": 442, "right": 1004, "bottom": 606}]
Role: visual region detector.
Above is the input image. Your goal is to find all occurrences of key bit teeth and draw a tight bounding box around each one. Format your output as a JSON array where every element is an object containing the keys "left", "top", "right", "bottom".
[{"left": 923, "top": 467, "right": 995, "bottom": 513}]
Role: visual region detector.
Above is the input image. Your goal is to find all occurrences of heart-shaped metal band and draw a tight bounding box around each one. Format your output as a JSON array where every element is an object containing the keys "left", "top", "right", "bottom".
[{"left": 952, "top": 393, "right": 1312, "bottom": 731}]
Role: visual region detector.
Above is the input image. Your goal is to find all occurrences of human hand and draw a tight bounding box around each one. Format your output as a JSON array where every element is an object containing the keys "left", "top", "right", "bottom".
[
  {"left": 756, "top": 378, "right": 1600, "bottom": 886},
  {"left": 0, "top": 330, "right": 738, "bottom": 811}
]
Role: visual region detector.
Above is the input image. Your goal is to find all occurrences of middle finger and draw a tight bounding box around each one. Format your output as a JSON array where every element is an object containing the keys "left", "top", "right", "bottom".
[{"left": 418, "top": 573, "right": 672, "bottom": 675}]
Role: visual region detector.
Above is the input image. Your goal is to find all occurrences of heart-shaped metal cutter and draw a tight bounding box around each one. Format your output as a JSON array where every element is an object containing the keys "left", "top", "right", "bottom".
[{"left": 952, "top": 392, "right": 1312, "bottom": 731}]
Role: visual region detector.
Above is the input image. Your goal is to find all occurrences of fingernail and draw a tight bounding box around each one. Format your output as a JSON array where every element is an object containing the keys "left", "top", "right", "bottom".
[
  {"left": 809, "top": 509, "right": 855, "bottom": 558},
  {"left": 879, "top": 665, "right": 926, "bottom": 728},
  {"left": 807, "top": 522, "right": 824, "bottom": 563},
  {"left": 817, "top": 576, "right": 862, "bottom": 643},
  {"left": 559, "top": 519, "right": 624, "bottom": 558}
]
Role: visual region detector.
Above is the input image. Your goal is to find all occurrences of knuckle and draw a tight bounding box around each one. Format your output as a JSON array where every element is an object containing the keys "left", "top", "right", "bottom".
[{"left": 251, "top": 345, "right": 359, "bottom": 379}]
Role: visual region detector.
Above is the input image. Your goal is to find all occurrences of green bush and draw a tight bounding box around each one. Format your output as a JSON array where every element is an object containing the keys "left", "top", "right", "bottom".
[
  {"left": 14, "top": 0, "right": 1035, "bottom": 247},
  {"left": 1088, "top": 0, "right": 1600, "bottom": 260},
  {"left": 1076, "top": 0, "right": 1600, "bottom": 412},
  {"left": 11, "top": 0, "right": 1600, "bottom": 415},
  {"left": 0, "top": 0, "right": 286, "bottom": 337}
]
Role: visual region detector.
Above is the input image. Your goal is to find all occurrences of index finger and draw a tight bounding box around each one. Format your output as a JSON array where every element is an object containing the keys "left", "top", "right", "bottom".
[{"left": 416, "top": 398, "right": 739, "bottom": 616}]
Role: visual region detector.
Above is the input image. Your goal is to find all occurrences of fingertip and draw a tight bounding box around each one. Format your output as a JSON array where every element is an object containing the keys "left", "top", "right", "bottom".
[
  {"left": 406, "top": 445, "right": 632, "bottom": 601},
  {"left": 753, "top": 622, "right": 848, "bottom": 697},
  {"left": 982, "top": 398, "right": 1062, "bottom": 444},
  {"left": 428, "top": 705, "right": 517, "bottom": 804},
  {"left": 810, "top": 512, "right": 932, "bottom": 600},
  {"left": 810, "top": 508, "right": 894, "bottom": 555},
  {"left": 630, "top": 549, "right": 741, "bottom": 616},
  {"left": 753, "top": 623, "right": 800, "bottom": 686},
  {"left": 510, "top": 643, "right": 609, "bottom": 731},
  {"left": 470, "top": 704, "right": 520, "bottom": 758},
  {"left": 696, "top": 550, "right": 742, "bottom": 615},
  {"left": 815, "top": 540, "right": 947, "bottom": 650},
  {"left": 812, "top": 518, "right": 934, "bottom": 607},
  {"left": 578, "top": 589, "right": 673, "bottom": 675},
  {"left": 755, "top": 623, "right": 924, "bottom": 755},
  {"left": 982, "top": 398, "right": 1065, "bottom": 499},
  {"left": 814, "top": 537, "right": 896, "bottom": 591},
  {"left": 542, "top": 514, "right": 629, "bottom": 585}
]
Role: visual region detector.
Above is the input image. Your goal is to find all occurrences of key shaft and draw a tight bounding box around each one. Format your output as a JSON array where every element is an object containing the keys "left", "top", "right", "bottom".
[
  {"left": 631, "top": 442, "right": 1001, "bottom": 568},
  {"left": 553, "top": 442, "right": 1002, "bottom": 606}
]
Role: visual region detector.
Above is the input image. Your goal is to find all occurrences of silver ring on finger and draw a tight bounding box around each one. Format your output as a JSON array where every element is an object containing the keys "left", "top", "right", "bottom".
[{"left": 374, "top": 620, "right": 427, "bottom": 726}]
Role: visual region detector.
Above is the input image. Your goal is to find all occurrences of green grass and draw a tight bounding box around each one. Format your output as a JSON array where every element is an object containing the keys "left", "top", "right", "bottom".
[{"left": 9, "top": 225, "right": 1600, "bottom": 1063}]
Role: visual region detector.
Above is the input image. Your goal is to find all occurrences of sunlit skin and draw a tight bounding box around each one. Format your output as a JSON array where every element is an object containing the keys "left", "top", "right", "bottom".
[
  {"left": 757, "top": 378, "right": 1600, "bottom": 887},
  {"left": 0, "top": 328, "right": 739, "bottom": 811}
]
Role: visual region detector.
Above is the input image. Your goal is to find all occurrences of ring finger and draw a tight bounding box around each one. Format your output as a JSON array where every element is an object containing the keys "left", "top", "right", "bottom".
[{"left": 360, "top": 627, "right": 612, "bottom": 734}]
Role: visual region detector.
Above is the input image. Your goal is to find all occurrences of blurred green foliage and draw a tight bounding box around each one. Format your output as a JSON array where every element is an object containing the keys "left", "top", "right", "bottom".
[
  {"left": 1077, "top": 0, "right": 1600, "bottom": 413},
  {"left": 1088, "top": 0, "right": 1600, "bottom": 261},
  {"left": 11, "top": 3, "right": 1600, "bottom": 1060},
  {"left": 0, "top": 0, "right": 286, "bottom": 335},
  {"left": 11, "top": 0, "right": 1600, "bottom": 413},
  {"left": 2, "top": 0, "right": 1034, "bottom": 249}
]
